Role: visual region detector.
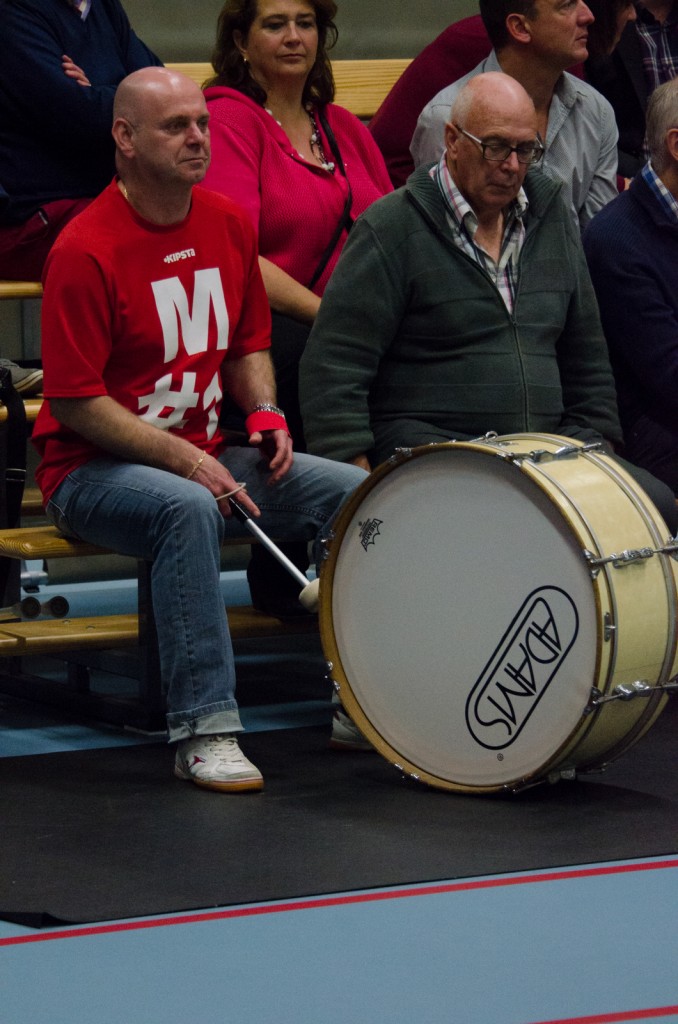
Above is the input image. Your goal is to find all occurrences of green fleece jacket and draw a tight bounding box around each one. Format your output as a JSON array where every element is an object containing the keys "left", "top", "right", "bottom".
[{"left": 299, "top": 165, "right": 622, "bottom": 464}]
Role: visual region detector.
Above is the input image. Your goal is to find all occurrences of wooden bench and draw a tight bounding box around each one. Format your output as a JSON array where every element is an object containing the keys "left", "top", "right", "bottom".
[
  {"left": 0, "top": 524, "right": 318, "bottom": 729},
  {"left": 0, "top": 57, "right": 408, "bottom": 304},
  {"left": 170, "top": 58, "right": 411, "bottom": 119}
]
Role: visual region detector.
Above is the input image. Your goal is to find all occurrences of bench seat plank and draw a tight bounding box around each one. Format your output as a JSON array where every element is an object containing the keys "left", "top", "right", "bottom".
[
  {"left": 0, "top": 613, "right": 139, "bottom": 652},
  {"left": 168, "top": 58, "right": 411, "bottom": 118},
  {"left": 0, "top": 525, "right": 112, "bottom": 559},
  {"left": 0, "top": 605, "right": 317, "bottom": 655},
  {"left": 0, "top": 524, "right": 290, "bottom": 559}
]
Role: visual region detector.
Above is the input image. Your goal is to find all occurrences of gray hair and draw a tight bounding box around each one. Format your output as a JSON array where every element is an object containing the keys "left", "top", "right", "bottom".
[{"left": 646, "top": 78, "right": 678, "bottom": 174}]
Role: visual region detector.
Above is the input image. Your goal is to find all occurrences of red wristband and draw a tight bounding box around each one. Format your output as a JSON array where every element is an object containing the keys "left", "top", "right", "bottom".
[{"left": 245, "top": 410, "right": 291, "bottom": 437}]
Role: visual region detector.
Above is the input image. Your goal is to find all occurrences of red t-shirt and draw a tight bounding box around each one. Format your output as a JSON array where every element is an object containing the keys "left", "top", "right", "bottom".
[{"left": 33, "top": 180, "right": 271, "bottom": 503}]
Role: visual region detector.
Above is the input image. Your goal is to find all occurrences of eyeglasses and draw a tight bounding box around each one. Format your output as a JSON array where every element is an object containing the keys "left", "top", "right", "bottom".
[{"left": 454, "top": 124, "right": 545, "bottom": 165}]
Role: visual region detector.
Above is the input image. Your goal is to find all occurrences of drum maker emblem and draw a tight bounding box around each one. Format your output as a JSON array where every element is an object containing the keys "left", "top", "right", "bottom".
[
  {"left": 465, "top": 587, "right": 579, "bottom": 750},
  {"left": 358, "top": 518, "right": 383, "bottom": 551}
]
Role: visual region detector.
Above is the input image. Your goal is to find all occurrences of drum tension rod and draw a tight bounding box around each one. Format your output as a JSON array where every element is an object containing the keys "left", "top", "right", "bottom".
[
  {"left": 585, "top": 678, "right": 678, "bottom": 711},
  {"left": 495, "top": 440, "right": 603, "bottom": 463},
  {"left": 583, "top": 543, "right": 678, "bottom": 573},
  {"left": 523, "top": 441, "right": 603, "bottom": 463}
]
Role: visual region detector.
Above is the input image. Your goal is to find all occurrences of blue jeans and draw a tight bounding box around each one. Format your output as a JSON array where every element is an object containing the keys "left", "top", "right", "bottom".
[{"left": 46, "top": 449, "right": 367, "bottom": 741}]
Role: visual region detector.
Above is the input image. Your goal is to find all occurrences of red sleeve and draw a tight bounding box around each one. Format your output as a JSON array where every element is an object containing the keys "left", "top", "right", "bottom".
[{"left": 40, "top": 241, "right": 114, "bottom": 399}]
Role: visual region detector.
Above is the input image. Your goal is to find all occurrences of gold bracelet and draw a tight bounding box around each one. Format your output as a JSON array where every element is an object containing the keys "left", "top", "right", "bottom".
[{"left": 186, "top": 451, "right": 206, "bottom": 480}]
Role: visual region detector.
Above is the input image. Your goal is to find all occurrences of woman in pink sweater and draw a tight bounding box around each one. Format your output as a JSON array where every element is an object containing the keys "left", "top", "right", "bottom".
[
  {"left": 203, "top": 0, "right": 391, "bottom": 447},
  {"left": 203, "top": 0, "right": 390, "bottom": 622}
]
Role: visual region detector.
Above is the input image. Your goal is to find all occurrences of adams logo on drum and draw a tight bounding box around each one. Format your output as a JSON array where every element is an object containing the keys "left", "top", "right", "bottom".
[{"left": 465, "top": 586, "right": 579, "bottom": 751}]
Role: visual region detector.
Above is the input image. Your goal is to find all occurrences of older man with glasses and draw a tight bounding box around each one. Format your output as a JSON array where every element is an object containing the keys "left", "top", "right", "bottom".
[
  {"left": 300, "top": 72, "right": 624, "bottom": 473},
  {"left": 299, "top": 71, "right": 677, "bottom": 749}
]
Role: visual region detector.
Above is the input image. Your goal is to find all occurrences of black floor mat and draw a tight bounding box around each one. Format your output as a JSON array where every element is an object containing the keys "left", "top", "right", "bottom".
[{"left": 2, "top": 699, "right": 676, "bottom": 927}]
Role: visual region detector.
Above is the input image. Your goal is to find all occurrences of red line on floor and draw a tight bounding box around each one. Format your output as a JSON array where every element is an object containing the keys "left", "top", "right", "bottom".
[
  {"left": 1, "top": 856, "right": 676, "bottom": 948},
  {"left": 526, "top": 1006, "right": 678, "bottom": 1023}
]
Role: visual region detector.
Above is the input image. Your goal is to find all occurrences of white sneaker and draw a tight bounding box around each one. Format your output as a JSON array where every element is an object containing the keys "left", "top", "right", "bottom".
[
  {"left": 174, "top": 734, "right": 263, "bottom": 792},
  {"left": 330, "top": 701, "right": 373, "bottom": 751}
]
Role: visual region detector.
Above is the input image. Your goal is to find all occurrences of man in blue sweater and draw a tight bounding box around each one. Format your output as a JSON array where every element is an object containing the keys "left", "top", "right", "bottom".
[
  {"left": 584, "top": 76, "right": 678, "bottom": 497},
  {"left": 0, "top": 0, "right": 161, "bottom": 282}
]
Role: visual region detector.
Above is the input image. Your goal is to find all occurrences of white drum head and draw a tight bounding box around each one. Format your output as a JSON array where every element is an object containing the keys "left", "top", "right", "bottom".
[{"left": 324, "top": 446, "right": 599, "bottom": 790}]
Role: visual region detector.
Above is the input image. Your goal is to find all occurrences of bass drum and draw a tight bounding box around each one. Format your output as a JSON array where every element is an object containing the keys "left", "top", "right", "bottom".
[{"left": 319, "top": 434, "right": 678, "bottom": 793}]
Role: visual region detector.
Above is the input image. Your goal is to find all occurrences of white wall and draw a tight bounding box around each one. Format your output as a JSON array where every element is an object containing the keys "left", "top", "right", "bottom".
[{"left": 123, "top": 0, "right": 479, "bottom": 62}]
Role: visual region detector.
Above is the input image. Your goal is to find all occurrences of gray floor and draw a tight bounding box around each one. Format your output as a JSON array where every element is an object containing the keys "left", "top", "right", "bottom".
[{"left": 1, "top": 572, "right": 677, "bottom": 1023}]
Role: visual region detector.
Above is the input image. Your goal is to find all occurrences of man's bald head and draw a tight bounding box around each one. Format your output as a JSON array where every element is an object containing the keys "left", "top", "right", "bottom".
[
  {"left": 451, "top": 72, "right": 537, "bottom": 137},
  {"left": 113, "top": 67, "right": 204, "bottom": 126},
  {"left": 112, "top": 67, "right": 211, "bottom": 218}
]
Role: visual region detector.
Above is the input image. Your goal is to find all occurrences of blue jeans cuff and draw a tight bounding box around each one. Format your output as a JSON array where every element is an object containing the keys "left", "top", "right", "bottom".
[{"left": 166, "top": 702, "right": 243, "bottom": 743}]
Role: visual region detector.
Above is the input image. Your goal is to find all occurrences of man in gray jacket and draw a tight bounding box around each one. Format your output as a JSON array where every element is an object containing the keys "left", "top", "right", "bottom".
[
  {"left": 300, "top": 72, "right": 676, "bottom": 749},
  {"left": 300, "top": 72, "right": 675, "bottom": 522}
]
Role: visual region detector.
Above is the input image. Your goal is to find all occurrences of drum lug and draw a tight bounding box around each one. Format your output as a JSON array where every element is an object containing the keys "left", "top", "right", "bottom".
[
  {"left": 503, "top": 441, "right": 603, "bottom": 464},
  {"left": 586, "top": 677, "right": 678, "bottom": 711},
  {"left": 603, "top": 612, "right": 615, "bottom": 641},
  {"left": 585, "top": 539, "right": 678, "bottom": 567},
  {"left": 317, "top": 534, "right": 334, "bottom": 563},
  {"left": 659, "top": 538, "right": 678, "bottom": 560},
  {"left": 584, "top": 546, "right": 657, "bottom": 571},
  {"left": 536, "top": 441, "right": 602, "bottom": 462},
  {"left": 391, "top": 447, "right": 414, "bottom": 462}
]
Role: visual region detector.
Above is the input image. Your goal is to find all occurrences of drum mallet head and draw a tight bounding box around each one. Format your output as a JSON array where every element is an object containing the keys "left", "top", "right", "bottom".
[{"left": 298, "top": 577, "right": 320, "bottom": 612}]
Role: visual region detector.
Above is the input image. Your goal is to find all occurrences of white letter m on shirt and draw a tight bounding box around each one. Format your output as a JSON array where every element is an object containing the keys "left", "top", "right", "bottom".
[{"left": 152, "top": 268, "right": 230, "bottom": 362}]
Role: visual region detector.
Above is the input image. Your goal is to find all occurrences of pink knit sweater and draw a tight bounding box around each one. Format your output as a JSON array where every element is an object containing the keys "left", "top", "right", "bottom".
[{"left": 203, "top": 87, "right": 392, "bottom": 295}]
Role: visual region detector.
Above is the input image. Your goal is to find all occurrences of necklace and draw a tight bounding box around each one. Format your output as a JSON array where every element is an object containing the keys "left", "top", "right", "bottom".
[
  {"left": 264, "top": 106, "right": 335, "bottom": 172},
  {"left": 118, "top": 180, "right": 132, "bottom": 203},
  {"left": 307, "top": 110, "right": 335, "bottom": 173}
]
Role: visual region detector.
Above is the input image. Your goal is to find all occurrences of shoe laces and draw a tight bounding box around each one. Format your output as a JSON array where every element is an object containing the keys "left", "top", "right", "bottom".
[{"left": 204, "top": 734, "right": 249, "bottom": 764}]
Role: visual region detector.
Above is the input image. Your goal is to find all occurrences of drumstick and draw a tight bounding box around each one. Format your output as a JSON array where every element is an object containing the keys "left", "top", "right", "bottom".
[{"left": 228, "top": 496, "right": 320, "bottom": 612}]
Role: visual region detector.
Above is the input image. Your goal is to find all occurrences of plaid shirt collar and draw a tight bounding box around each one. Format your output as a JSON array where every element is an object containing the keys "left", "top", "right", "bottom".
[
  {"left": 642, "top": 159, "right": 678, "bottom": 223},
  {"left": 432, "top": 155, "right": 529, "bottom": 312},
  {"left": 635, "top": 1, "right": 678, "bottom": 92}
]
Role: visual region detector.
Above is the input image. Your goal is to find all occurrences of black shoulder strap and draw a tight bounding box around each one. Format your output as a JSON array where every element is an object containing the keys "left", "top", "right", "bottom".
[{"left": 307, "top": 107, "right": 354, "bottom": 291}]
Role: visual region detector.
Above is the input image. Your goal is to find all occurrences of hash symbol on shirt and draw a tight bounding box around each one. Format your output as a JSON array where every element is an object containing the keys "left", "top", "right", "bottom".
[{"left": 138, "top": 372, "right": 199, "bottom": 430}]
